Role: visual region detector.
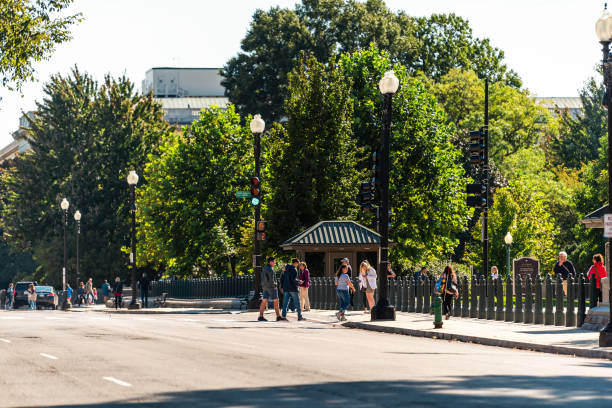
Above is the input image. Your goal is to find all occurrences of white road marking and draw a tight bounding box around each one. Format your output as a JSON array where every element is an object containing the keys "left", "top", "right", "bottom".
[
  {"left": 103, "top": 377, "right": 132, "bottom": 387},
  {"left": 181, "top": 318, "right": 196, "bottom": 322},
  {"left": 46, "top": 317, "right": 68, "bottom": 320},
  {"left": 40, "top": 353, "right": 58, "bottom": 360},
  {"left": 133, "top": 317, "right": 153, "bottom": 321},
  {"left": 0, "top": 338, "right": 10, "bottom": 343},
  {"left": 0, "top": 316, "right": 24, "bottom": 320}
]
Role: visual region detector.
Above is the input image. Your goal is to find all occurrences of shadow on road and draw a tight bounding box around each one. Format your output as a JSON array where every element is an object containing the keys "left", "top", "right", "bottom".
[{"left": 48, "top": 376, "right": 612, "bottom": 407}]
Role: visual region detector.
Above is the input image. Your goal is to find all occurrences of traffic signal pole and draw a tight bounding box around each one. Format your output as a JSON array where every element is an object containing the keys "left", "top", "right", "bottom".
[
  {"left": 248, "top": 131, "right": 263, "bottom": 309},
  {"left": 483, "top": 79, "right": 489, "bottom": 279}
]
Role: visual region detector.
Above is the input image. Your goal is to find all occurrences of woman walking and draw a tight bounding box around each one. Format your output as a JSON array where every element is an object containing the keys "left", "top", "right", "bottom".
[
  {"left": 6, "top": 283, "right": 15, "bottom": 310},
  {"left": 441, "top": 265, "right": 459, "bottom": 320},
  {"left": 113, "top": 277, "right": 123, "bottom": 309},
  {"left": 587, "top": 253, "right": 607, "bottom": 304},
  {"left": 26, "top": 283, "right": 37, "bottom": 310},
  {"left": 359, "top": 261, "right": 377, "bottom": 311},
  {"left": 335, "top": 264, "right": 355, "bottom": 321},
  {"left": 298, "top": 261, "right": 310, "bottom": 312}
]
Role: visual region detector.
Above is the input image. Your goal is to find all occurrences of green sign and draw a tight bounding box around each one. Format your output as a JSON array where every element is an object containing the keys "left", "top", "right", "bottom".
[{"left": 235, "top": 191, "right": 251, "bottom": 198}]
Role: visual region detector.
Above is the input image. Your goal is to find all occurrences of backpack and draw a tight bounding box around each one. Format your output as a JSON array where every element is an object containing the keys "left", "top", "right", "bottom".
[{"left": 435, "top": 276, "right": 446, "bottom": 294}]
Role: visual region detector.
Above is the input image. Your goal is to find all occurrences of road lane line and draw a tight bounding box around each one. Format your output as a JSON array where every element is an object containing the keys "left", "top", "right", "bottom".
[
  {"left": 40, "top": 353, "right": 58, "bottom": 360},
  {"left": 103, "top": 377, "right": 132, "bottom": 387},
  {"left": 0, "top": 338, "right": 10, "bottom": 343}
]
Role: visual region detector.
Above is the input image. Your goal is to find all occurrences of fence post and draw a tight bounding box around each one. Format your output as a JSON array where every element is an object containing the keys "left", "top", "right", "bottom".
[
  {"left": 486, "top": 276, "right": 494, "bottom": 320},
  {"left": 554, "top": 274, "right": 565, "bottom": 326},
  {"left": 453, "top": 278, "right": 461, "bottom": 317},
  {"left": 469, "top": 275, "right": 477, "bottom": 318},
  {"left": 398, "top": 277, "right": 405, "bottom": 312},
  {"left": 524, "top": 275, "right": 533, "bottom": 324},
  {"left": 505, "top": 275, "right": 513, "bottom": 322},
  {"left": 590, "top": 275, "right": 597, "bottom": 309},
  {"left": 495, "top": 278, "right": 503, "bottom": 320},
  {"left": 545, "top": 274, "right": 554, "bottom": 325},
  {"left": 534, "top": 275, "right": 543, "bottom": 324},
  {"left": 408, "top": 278, "right": 415, "bottom": 312},
  {"left": 578, "top": 274, "right": 586, "bottom": 327},
  {"left": 461, "top": 276, "right": 469, "bottom": 318},
  {"left": 416, "top": 278, "right": 423, "bottom": 313},
  {"left": 423, "top": 277, "right": 431, "bottom": 314},
  {"left": 514, "top": 275, "right": 523, "bottom": 323},
  {"left": 478, "top": 276, "right": 486, "bottom": 319},
  {"left": 566, "top": 275, "right": 575, "bottom": 327}
]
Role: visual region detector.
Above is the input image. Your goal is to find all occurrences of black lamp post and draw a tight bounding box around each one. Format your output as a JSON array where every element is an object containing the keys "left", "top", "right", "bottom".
[
  {"left": 371, "top": 70, "right": 399, "bottom": 321},
  {"left": 74, "top": 210, "right": 81, "bottom": 295},
  {"left": 127, "top": 170, "right": 141, "bottom": 309},
  {"left": 597, "top": 5, "right": 612, "bottom": 346},
  {"left": 504, "top": 232, "right": 513, "bottom": 278},
  {"left": 60, "top": 198, "right": 71, "bottom": 310},
  {"left": 248, "top": 114, "right": 265, "bottom": 309}
]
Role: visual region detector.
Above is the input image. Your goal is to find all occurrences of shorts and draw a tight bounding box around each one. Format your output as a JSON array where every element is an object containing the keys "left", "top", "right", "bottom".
[
  {"left": 262, "top": 289, "right": 278, "bottom": 300},
  {"left": 366, "top": 288, "right": 374, "bottom": 294}
]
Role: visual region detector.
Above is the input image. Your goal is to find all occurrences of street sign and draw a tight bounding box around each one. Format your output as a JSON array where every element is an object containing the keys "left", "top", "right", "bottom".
[
  {"left": 235, "top": 191, "right": 251, "bottom": 198},
  {"left": 605, "top": 214, "right": 612, "bottom": 238}
]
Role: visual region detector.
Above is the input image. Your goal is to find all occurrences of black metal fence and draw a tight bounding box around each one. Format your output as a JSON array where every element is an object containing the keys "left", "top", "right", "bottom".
[{"left": 151, "top": 273, "right": 599, "bottom": 327}]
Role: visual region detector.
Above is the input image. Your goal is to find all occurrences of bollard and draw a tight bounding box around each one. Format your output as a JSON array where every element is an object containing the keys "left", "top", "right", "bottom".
[
  {"left": 505, "top": 275, "right": 513, "bottom": 322},
  {"left": 589, "top": 275, "right": 597, "bottom": 309},
  {"left": 555, "top": 274, "right": 565, "bottom": 326},
  {"left": 469, "top": 275, "right": 477, "bottom": 318},
  {"left": 486, "top": 276, "right": 494, "bottom": 320},
  {"left": 423, "top": 277, "right": 431, "bottom": 314},
  {"left": 461, "top": 276, "right": 469, "bottom": 318},
  {"left": 478, "top": 276, "right": 486, "bottom": 319},
  {"left": 433, "top": 295, "right": 443, "bottom": 329},
  {"left": 534, "top": 275, "right": 543, "bottom": 324},
  {"left": 453, "top": 278, "right": 461, "bottom": 317},
  {"left": 524, "top": 275, "right": 533, "bottom": 324},
  {"left": 416, "top": 278, "right": 423, "bottom": 313},
  {"left": 545, "top": 274, "right": 554, "bottom": 325},
  {"left": 514, "top": 275, "right": 523, "bottom": 323},
  {"left": 408, "top": 278, "right": 415, "bottom": 313},
  {"left": 578, "top": 274, "right": 586, "bottom": 327},
  {"left": 566, "top": 275, "right": 575, "bottom": 327},
  {"left": 355, "top": 277, "right": 363, "bottom": 311},
  {"left": 495, "top": 278, "right": 504, "bottom": 321}
]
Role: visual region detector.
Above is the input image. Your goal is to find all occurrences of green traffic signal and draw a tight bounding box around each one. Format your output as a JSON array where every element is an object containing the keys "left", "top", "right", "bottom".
[{"left": 251, "top": 197, "right": 260, "bottom": 206}]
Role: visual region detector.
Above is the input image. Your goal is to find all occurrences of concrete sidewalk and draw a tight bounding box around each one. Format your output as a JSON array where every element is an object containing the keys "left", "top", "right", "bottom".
[{"left": 302, "top": 309, "right": 612, "bottom": 360}]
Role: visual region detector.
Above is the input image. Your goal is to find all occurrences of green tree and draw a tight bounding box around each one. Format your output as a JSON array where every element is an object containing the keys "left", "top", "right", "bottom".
[
  {"left": 222, "top": 0, "right": 517, "bottom": 123},
  {"left": 138, "top": 106, "right": 253, "bottom": 277},
  {"left": 264, "top": 53, "right": 361, "bottom": 248},
  {"left": 0, "top": 0, "right": 80, "bottom": 90},
  {"left": 1, "top": 67, "right": 168, "bottom": 287}
]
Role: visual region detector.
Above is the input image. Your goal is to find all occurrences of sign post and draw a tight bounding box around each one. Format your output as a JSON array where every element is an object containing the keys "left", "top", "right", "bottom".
[{"left": 604, "top": 214, "right": 612, "bottom": 238}]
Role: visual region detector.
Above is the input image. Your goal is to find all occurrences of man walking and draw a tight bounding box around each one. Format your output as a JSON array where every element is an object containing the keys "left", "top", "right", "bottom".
[
  {"left": 6, "top": 283, "right": 14, "bottom": 310},
  {"left": 281, "top": 258, "right": 304, "bottom": 321},
  {"left": 102, "top": 280, "right": 111, "bottom": 304},
  {"left": 258, "top": 256, "right": 284, "bottom": 321},
  {"left": 554, "top": 251, "right": 576, "bottom": 296},
  {"left": 138, "top": 272, "right": 150, "bottom": 308}
]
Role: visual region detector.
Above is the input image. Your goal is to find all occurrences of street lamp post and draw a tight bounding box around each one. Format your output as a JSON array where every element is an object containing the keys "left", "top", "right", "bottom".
[
  {"left": 371, "top": 70, "right": 399, "bottom": 321},
  {"left": 74, "top": 210, "right": 81, "bottom": 292},
  {"left": 596, "top": 5, "right": 612, "bottom": 346},
  {"left": 127, "top": 170, "right": 141, "bottom": 310},
  {"left": 60, "top": 198, "right": 70, "bottom": 310},
  {"left": 504, "top": 232, "right": 513, "bottom": 279},
  {"left": 248, "top": 114, "right": 265, "bottom": 310}
]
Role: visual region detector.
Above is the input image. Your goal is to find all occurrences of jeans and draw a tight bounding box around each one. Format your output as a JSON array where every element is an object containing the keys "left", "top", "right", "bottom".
[
  {"left": 29, "top": 300, "right": 36, "bottom": 310},
  {"left": 337, "top": 289, "right": 350, "bottom": 313},
  {"left": 282, "top": 291, "right": 302, "bottom": 318},
  {"left": 5, "top": 295, "right": 13, "bottom": 310},
  {"left": 141, "top": 290, "right": 148, "bottom": 308}
]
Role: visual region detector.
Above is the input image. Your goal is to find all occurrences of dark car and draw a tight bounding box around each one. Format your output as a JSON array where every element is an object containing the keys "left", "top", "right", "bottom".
[
  {"left": 34, "top": 286, "right": 58, "bottom": 310},
  {"left": 14, "top": 281, "right": 37, "bottom": 309}
]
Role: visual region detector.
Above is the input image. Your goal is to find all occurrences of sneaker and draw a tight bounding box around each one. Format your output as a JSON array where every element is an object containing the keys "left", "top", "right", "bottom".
[
  {"left": 341, "top": 315, "right": 347, "bottom": 322},
  {"left": 298, "top": 316, "right": 306, "bottom": 321},
  {"left": 258, "top": 316, "right": 267, "bottom": 322},
  {"left": 276, "top": 316, "right": 287, "bottom": 321},
  {"left": 335, "top": 312, "right": 342, "bottom": 321}
]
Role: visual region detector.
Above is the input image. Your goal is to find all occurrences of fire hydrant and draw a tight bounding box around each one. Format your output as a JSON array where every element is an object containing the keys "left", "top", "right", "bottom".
[{"left": 433, "top": 295, "right": 443, "bottom": 329}]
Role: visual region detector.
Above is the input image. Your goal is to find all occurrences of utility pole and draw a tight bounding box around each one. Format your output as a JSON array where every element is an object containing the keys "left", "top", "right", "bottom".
[
  {"left": 483, "top": 79, "right": 489, "bottom": 279},
  {"left": 248, "top": 115, "right": 265, "bottom": 309}
]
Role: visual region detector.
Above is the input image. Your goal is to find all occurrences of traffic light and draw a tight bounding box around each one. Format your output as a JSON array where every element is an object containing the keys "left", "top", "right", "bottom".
[
  {"left": 466, "top": 183, "right": 487, "bottom": 208},
  {"left": 469, "top": 128, "right": 486, "bottom": 165},
  {"left": 371, "top": 151, "right": 382, "bottom": 186},
  {"left": 256, "top": 220, "right": 266, "bottom": 241},
  {"left": 250, "top": 176, "right": 261, "bottom": 206},
  {"left": 359, "top": 181, "right": 375, "bottom": 212}
]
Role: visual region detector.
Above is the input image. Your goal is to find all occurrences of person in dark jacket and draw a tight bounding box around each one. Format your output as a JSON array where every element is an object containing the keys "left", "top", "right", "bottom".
[
  {"left": 138, "top": 272, "right": 150, "bottom": 308},
  {"left": 553, "top": 251, "right": 576, "bottom": 296},
  {"left": 112, "top": 277, "right": 123, "bottom": 309},
  {"left": 258, "top": 256, "right": 284, "bottom": 321},
  {"left": 281, "top": 258, "right": 304, "bottom": 321}
]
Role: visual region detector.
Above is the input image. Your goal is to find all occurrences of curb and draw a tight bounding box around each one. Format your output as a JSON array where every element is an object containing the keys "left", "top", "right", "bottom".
[
  {"left": 342, "top": 321, "right": 612, "bottom": 361},
  {"left": 103, "top": 309, "right": 240, "bottom": 315}
]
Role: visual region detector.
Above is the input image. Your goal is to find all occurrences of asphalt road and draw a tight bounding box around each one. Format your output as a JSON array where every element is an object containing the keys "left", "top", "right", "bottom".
[{"left": 1, "top": 307, "right": 612, "bottom": 407}]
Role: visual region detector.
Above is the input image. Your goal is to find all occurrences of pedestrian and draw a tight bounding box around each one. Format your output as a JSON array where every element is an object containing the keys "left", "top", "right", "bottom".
[
  {"left": 359, "top": 260, "right": 377, "bottom": 311},
  {"left": 413, "top": 267, "right": 427, "bottom": 286},
  {"left": 139, "top": 272, "right": 150, "bottom": 308},
  {"left": 6, "top": 283, "right": 15, "bottom": 310},
  {"left": 66, "top": 283, "right": 73, "bottom": 306},
  {"left": 85, "top": 278, "right": 94, "bottom": 305},
  {"left": 387, "top": 263, "right": 396, "bottom": 278},
  {"left": 102, "top": 279, "right": 111, "bottom": 303},
  {"left": 113, "top": 277, "right": 123, "bottom": 310},
  {"left": 441, "top": 265, "right": 459, "bottom": 320},
  {"left": 258, "top": 256, "right": 284, "bottom": 321},
  {"left": 340, "top": 258, "right": 354, "bottom": 309},
  {"left": 335, "top": 264, "right": 355, "bottom": 321},
  {"left": 281, "top": 258, "right": 304, "bottom": 321},
  {"left": 587, "top": 253, "right": 607, "bottom": 304},
  {"left": 77, "top": 281, "right": 86, "bottom": 306},
  {"left": 490, "top": 266, "right": 499, "bottom": 280},
  {"left": 298, "top": 261, "right": 310, "bottom": 312},
  {"left": 26, "top": 283, "right": 37, "bottom": 310},
  {"left": 554, "top": 251, "right": 576, "bottom": 296}
]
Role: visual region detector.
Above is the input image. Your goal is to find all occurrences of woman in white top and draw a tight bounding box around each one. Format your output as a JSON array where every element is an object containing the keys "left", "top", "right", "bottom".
[
  {"left": 360, "top": 260, "right": 377, "bottom": 311},
  {"left": 490, "top": 266, "right": 499, "bottom": 280}
]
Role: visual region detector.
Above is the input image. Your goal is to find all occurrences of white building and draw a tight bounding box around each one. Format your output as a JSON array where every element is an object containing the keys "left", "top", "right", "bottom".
[
  {"left": 534, "top": 97, "right": 583, "bottom": 119},
  {"left": 0, "top": 112, "right": 33, "bottom": 163}
]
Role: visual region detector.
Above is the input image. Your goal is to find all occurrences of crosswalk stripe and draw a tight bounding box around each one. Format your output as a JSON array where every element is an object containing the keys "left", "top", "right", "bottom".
[
  {"left": 40, "top": 353, "right": 58, "bottom": 360},
  {"left": 0, "top": 338, "right": 10, "bottom": 343},
  {"left": 103, "top": 377, "right": 132, "bottom": 387}
]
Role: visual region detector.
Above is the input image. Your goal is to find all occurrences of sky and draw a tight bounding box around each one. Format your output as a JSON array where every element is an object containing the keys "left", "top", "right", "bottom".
[{"left": 0, "top": 0, "right": 605, "bottom": 147}]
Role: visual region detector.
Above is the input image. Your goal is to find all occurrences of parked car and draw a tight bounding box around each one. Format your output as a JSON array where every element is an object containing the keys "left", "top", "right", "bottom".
[
  {"left": 34, "top": 286, "right": 58, "bottom": 310},
  {"left": 14, "top": 281, "right": 37, "bottom": 309}
]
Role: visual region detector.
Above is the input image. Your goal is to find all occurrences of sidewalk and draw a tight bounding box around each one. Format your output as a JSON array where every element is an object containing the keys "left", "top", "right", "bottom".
[{"left": 303, "top": 309, "right": 612, "bottom": 360}]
